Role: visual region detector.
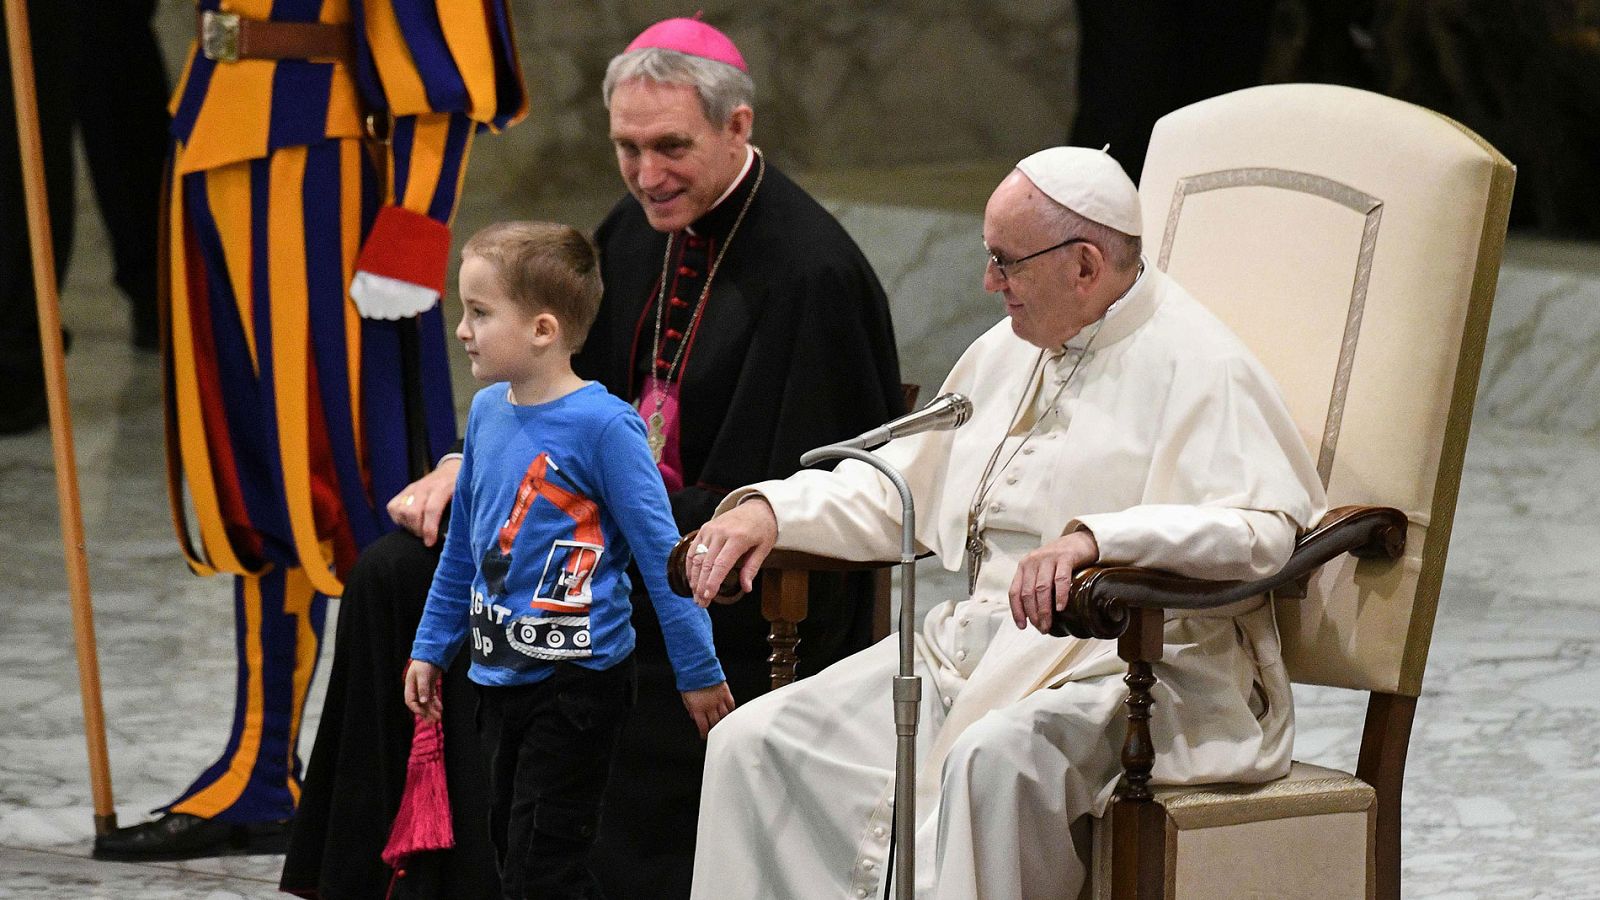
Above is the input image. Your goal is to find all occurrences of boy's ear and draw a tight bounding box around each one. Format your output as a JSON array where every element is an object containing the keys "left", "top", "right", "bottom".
[{"left": 530, "top": 311, "right": 562, "bottom": 346}]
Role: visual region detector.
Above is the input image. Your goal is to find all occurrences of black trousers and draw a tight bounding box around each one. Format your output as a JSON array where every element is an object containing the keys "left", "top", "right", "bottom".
[
  {"left": 477, "top": 658, "right": 636, "bottom": 900},
  {"left": 0, "top": 0, "right": 166, "bottom": 390},
  {"left": 1, "top": 1, "right": 74, "bottom": 429}
]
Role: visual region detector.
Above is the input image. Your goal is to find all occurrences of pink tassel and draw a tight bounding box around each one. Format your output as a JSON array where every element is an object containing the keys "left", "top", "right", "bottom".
[{"left": 381, "top": 714, "right": 455, "bottom": 869}]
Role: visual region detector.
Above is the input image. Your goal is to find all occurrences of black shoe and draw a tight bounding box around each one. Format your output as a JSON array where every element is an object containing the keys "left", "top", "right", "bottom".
[{"left": 92, "top": 812, "right": 290, "bottom": 861}]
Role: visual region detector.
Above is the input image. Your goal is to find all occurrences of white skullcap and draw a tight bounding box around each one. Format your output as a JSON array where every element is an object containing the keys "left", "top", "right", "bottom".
[{"left": 1015, "top": 146, "right": 1142, "bottom": 237}]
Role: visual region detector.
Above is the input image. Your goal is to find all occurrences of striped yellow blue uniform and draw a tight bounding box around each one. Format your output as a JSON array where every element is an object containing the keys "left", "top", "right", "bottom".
[{"left": 161, "top": 0, "right": 524, "bottom": 823}]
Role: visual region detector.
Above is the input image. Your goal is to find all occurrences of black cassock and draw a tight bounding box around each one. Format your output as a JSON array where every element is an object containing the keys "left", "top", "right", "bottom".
[{"left": 577, "top": 152, "right": 904, "bottom": 897}]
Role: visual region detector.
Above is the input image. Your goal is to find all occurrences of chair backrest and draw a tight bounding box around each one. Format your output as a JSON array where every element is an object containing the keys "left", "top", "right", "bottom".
[{"left": 1137, "top": 84, "right": 1514, "bottom": 697}]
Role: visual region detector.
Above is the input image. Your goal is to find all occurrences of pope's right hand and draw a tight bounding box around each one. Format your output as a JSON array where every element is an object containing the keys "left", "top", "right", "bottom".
[{"left": 687, "top": 498, "right": 778, "bottom": 605}]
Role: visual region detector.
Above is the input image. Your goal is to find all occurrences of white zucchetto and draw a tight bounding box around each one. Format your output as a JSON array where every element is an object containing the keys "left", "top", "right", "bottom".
[{"left": 1015, "top": 146, "right": 1142, "bottom": 237}]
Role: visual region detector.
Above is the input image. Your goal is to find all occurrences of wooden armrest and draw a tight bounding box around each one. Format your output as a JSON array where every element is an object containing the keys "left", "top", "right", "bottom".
[
  {"left": 1052, "top": 505, "right": 1408, "bottom": 640},
  {"left": 666, "top": 529, "right": 899, "bottom": 598}
]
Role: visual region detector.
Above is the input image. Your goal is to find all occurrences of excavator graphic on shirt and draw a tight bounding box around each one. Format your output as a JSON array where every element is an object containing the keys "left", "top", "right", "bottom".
[{"left": 477, "top": 452, "right": 604, "bottom": 662}]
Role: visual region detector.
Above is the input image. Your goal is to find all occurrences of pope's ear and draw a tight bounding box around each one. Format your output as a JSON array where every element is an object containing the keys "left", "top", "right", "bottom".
[{"left": 1073, "top": 241, "right": 1106, "bottom": 285}]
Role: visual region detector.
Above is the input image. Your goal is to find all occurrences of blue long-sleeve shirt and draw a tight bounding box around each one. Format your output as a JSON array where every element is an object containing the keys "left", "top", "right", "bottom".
[{"left": 411, "top": 382, "right": 723, "bottom": 692}]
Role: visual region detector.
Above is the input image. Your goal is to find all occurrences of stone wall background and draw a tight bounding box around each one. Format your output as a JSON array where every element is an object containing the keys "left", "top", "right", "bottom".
[
  {"left": 488, "top": 0, "right": 1077, "bottom": 203},
  {"left": 146, "top": 2, "right": 1598, "bottom": 235}
]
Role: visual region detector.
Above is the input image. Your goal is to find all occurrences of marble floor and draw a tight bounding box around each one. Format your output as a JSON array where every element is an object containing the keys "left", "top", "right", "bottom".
[{"left": 2, "top": 161, "right": 1599, "bottom": 898}]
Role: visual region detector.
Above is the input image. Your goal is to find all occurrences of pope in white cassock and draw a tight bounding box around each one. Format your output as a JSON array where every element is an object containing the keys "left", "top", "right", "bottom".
[{"left": 682, "top": 146, "right": 1327, "bottom": 900}]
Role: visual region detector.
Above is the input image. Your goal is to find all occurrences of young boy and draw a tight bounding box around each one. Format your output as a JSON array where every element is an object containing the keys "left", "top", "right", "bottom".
[{"left": 404, "top": 221, "right": 733, "bottom": 899}]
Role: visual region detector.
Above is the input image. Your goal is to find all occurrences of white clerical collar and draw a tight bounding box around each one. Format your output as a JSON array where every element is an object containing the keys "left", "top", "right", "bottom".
[
  {"left": 685, "top": 146, "right": 756, "bottom": 237},
  {"left": 1062, "top": 256, "right": 1148, "bottom": 351}
]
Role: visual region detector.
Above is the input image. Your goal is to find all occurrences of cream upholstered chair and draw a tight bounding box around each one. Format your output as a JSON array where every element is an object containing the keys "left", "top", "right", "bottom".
[{"left": 1058, "top": 83, "right": 1515, "bottom": 899}]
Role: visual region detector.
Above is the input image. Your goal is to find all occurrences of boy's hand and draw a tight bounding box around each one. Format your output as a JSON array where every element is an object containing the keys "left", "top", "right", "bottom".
[
  {"left": 681, "top": 682, "right": 735, "bottom": 739},
  {"left": 404, "top": 660, "right": 444, "bottom": 722}
]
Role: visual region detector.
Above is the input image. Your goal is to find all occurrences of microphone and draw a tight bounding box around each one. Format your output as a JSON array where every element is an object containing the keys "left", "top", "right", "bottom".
[{"left": 833, "top": 393, "right": 973, "bottom": 451}]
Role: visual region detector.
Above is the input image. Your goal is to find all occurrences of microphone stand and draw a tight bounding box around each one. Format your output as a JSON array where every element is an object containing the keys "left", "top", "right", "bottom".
[{"left": 798, "top": 443, "right": 919, "bottom": 900}]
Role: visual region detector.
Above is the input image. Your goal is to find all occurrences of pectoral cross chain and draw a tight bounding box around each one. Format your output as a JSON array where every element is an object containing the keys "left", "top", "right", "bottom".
[{"left": 965, "top": 513, "right": 985, "bottom": 596}]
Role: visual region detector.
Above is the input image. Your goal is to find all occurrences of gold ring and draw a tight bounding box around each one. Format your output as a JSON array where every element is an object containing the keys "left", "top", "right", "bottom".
[{"left": 403, "top": 494, "right": 416, "bottom": 507}]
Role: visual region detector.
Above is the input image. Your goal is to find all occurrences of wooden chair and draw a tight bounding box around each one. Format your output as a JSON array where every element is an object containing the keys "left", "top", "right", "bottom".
[{"left": 673, "top": 84, "right": 1513, "bottom": 898}]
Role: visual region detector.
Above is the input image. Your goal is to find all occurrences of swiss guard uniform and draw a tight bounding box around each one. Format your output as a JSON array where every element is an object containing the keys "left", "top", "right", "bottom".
[{"left": 97, "top": 0, "right": 525, "bottom": 856}]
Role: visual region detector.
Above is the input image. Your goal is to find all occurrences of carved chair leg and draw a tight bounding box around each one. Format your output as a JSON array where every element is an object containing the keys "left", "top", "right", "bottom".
[
  {"left": 1357, "top": 692, "right": 1416, "bottom": 900},
  {"left": 1112, "top": 608, "right": 1166, "bottom": 900},
  {"left": 761, "top": 568, "right": 810, "bottom": 690}
]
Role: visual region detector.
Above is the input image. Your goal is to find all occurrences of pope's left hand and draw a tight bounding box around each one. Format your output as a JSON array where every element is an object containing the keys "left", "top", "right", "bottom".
[{"left": 1009, "top": 529, "right": 1099, "bottom": 633}]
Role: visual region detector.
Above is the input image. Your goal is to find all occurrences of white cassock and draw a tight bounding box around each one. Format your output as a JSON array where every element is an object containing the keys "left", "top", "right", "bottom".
[{"left": 690, "top": 263, "right": 1327, "bottom": 900}]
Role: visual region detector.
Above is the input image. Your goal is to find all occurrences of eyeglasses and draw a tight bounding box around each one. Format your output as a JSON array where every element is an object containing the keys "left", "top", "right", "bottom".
[{"left": 984, "top": 237, "right": 1090, "bottom": 279}]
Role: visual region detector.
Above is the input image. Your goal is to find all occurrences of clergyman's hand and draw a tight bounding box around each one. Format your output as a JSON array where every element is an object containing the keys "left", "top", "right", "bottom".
[
  {"left": 687, "top": 498, "right": 778, "bottom": 605},
  {"left": 386, "top": 456, "right": 461, "bottom": 546},
  {"left": 1009, "top": 529, "right": 1099, "bottom": 633}
]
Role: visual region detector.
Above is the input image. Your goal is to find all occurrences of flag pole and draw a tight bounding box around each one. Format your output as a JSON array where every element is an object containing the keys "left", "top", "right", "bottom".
[{"left": 3, "top": 0, "right": 117, "bottom": 836}]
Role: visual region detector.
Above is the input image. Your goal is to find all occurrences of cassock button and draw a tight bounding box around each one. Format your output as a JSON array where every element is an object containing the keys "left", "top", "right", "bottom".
[
  {"left": 1022, "top": 447, "right": 1036, "bottom": 455},
  {"left": 874, "top": 826, "right": 886, "bottom": 838},
  {"left": 942, "top": 695, "right": 953, "bottom": 707},
  {"left": 990, "top": 501, "right": 1003, "bottom": 513},
  {"left": 857, "top": 890, "right": 868, "bottom": 898},
  {"left": 957, "top": 649, "right": 968, "bottom": 661},
  {"left": 1006, "top": 475, "right": 1018, "bottom": 485}
]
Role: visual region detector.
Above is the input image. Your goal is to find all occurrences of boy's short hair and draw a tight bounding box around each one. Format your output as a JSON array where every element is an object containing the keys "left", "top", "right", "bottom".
[{"left": 461, "top": 221, "right": 604, "bottom": 351}]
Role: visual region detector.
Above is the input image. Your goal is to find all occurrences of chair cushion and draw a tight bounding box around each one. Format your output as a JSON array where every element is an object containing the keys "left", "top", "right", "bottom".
[
  {"left": 1091, "top": 762, "right": 1376, "bottom": 899},
  {"left": 1155, "top": 760, "right": 1374, "bottom": 829}
]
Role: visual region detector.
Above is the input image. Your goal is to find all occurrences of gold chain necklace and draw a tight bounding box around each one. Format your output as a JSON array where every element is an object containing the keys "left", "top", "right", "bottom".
[{"left": 643, "top": 152, "right": 766, "bottom": 461}]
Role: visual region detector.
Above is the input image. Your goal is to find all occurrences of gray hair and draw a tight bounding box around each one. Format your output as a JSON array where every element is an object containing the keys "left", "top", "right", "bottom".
[
  {"left": 603, "top": 47, "right": 755, "bottom": 126},
  {"left": 1036, "top": 194, "right": 1142, "bottom": 273}
]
